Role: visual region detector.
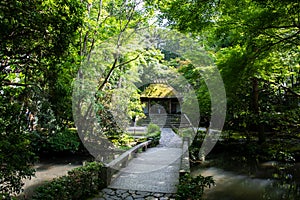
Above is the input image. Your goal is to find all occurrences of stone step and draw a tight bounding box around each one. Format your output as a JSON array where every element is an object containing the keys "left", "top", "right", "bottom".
[
  {"left": 94, "top": 188, "right": 176, "bottom": 200},
  {"left": 137, "top": 114, "right": 192, "bottom": 128}
]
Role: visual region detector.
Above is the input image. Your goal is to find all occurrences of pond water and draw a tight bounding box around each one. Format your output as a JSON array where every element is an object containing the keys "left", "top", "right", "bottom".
[
  {"left": 17, "top": 153, "right": 92, "bottom": 199},
  {"left": 191, "top": 161, "right": 300, "bottom": 200}
]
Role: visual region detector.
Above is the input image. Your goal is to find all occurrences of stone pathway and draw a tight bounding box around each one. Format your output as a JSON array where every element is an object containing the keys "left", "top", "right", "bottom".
[
  {"left": 93, "top": 128, "right": 182, "bottom": 200},
  {"left": 158, "top": 128, "right": 183, "bottom": 148}
]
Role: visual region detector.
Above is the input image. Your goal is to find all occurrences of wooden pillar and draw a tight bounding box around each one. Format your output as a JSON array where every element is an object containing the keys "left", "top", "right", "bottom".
[{"left": 148, "top": 99, "right": 150, "bottom": 114}]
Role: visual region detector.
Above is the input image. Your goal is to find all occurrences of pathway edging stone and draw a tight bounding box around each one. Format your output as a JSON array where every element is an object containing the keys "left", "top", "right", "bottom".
[{"left": 94, "top": 188, "right": 176, "bottom": 200}]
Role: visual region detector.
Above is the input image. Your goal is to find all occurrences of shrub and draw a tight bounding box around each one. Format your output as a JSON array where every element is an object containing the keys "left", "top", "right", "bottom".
[
  {"left": 111, "top": 134, "right": 135, "bottom": 148},
  {"left": 30, "top": 128, "right": 83, "bottom": 154},
  {"left": 176, "top": 174, "right": 215, "bottom": 200},
  {"left": 178, "top": 128, "right": 194, "bottom": 138},
  {"left": 32, "top": 162, "right": 105, "bottom": 200},
  {"left": 147, "top": 123, "right": 161, "bottom": 135},
  {"left": 146, "top": 123, "right": 161, "bottom": 147},
  {"left": 47, "top": 128, "right": 82, "bottom": 153}
]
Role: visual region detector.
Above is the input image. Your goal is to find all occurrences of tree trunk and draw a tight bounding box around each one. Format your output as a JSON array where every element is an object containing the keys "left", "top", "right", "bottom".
[{"left": 252, "top": 77, "right": 265, "bottom": 143}]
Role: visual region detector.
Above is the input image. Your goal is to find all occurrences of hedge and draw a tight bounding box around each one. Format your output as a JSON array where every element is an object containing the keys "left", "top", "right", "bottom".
[{"left": 32, "top": 162, "right": 105, "bottom": 200}]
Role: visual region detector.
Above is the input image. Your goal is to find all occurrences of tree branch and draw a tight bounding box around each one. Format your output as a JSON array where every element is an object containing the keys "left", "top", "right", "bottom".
[
  {"left": 0, "top": 81, "right": 44, "bottom": 92},
  {"left": 281, "top": 85, "right": 300, "bottom": 97},
  {"left": 96, "top": 54, "right": 140, "bottom": 93},
  {"left": 262, "top": 25, "right": 299, "bottom": 30},
  {"left": 253, "top": 30, "right": 300, "bottom": 59}
]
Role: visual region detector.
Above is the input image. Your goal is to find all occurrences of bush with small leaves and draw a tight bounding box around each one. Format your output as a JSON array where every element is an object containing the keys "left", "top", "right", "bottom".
[
  {"left": 146, "top": 123, "right": 161, "bottom": 147},
  {"left": 176, "top": 174, "right": 215, "bottom": 200},
  {"left": 32, "top": 162, "right": 105, "bottom": 200}
]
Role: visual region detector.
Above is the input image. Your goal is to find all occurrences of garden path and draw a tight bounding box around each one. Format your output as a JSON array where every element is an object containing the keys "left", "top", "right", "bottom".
[{"left": 94, "top": 128, "right": 183, "bottom": 200}]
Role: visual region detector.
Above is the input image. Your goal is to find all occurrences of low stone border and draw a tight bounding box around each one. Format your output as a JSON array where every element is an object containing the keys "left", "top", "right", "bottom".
[
  {"left": 179, "top": 137, "right": 190, "bottom": 178},
  {"left": 93, "top": 188, "right": 176, "bottom": 200}
]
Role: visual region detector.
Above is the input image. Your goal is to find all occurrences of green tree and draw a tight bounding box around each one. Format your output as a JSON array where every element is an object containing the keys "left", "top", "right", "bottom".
[
  {"left": 157, "top": 0, "right": 300, "bottom": 142},
  {"left": 0, "top": 0, "right": 84, "bottom": 196},
  {"left": 72, "top": 0, "right": 157, "bottom": 159},
  {"left": 0, "top": 88, "right": 36, "bottom": 197}
]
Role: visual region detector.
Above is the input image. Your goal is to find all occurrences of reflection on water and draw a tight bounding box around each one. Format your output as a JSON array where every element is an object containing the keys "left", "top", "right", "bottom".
[{"left": 192, "top": 166, "right": 299, "bottom": 200}]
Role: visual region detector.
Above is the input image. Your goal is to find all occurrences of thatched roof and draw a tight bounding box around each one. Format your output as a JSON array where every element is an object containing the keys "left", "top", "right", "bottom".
[{"left": 140, "top": 83, "right": 178, "bottom": 98}]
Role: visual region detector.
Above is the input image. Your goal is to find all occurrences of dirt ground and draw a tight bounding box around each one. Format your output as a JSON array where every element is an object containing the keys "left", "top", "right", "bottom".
[{"left": 16, "top": 154, "right": 92, "bottom": 199}]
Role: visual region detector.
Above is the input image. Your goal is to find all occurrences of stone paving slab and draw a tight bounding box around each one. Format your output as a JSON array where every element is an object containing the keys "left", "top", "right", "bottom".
[
  {"left": 115, "top": 170, "right": 179, "bottom": 182},
  {"left": 120, "top": 148, "right": 182, "bottom": 173},
  {"left": 109, "top": 171, "right": 179, "bottom": 193},
  {"left": 158, "top": 128, "right": 182, "bottom": 148},
  {"left": 119, "top": 164, "right": 181, "bottom": 174},
  {"left": 109, "top": 160, "right": 180, "bottom": 193}
]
